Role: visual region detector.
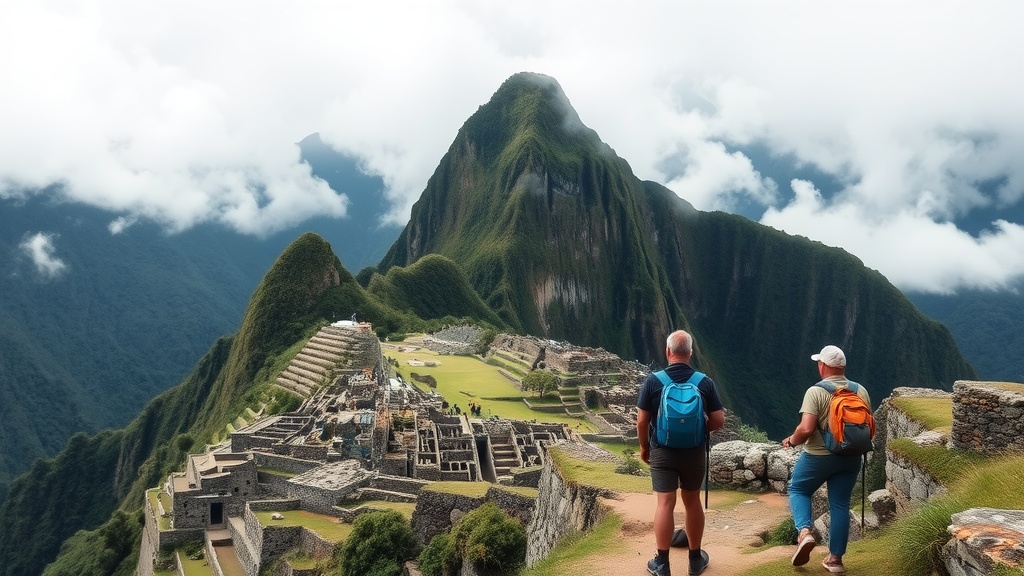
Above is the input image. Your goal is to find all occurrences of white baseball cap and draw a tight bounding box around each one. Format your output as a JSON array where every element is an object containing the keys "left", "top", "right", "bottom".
[{"left": 811, "top": 345, "right": 846, "bottom": 368}]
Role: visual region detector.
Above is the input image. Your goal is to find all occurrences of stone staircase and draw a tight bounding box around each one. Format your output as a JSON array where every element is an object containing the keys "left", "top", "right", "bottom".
[
  {"left": 274, "top": 325, "right": 379, "bottom": 398},
  {"left": 489, "top": 433, "right": 521, "bottom": 477}
]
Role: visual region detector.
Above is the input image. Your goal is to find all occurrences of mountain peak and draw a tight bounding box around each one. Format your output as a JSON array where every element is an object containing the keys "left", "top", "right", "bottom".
[{"left": 460, "top": 72, "right": 608, "bottom": 173}]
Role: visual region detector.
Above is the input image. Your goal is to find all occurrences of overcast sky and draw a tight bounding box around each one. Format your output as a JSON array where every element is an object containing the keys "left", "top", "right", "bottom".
[{"left": 2, "top": 1, "right": 1023, "bottom": 294}]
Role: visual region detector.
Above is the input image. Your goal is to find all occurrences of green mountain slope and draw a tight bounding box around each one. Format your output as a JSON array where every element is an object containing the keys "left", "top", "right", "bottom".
[
  {"left": 365, "top": 253, "right": 506, "bottom": 328},
  {"left": 379, "top": 72, "right": 976, "bottom": 435},
  {"left": 0, "top": 233, "right": 427, "bottom": 576}
]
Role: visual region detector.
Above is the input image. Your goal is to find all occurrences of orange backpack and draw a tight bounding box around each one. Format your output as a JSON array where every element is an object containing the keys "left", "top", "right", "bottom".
[{"left": 816, "top": 380, "right": 875, "bottom": 456}]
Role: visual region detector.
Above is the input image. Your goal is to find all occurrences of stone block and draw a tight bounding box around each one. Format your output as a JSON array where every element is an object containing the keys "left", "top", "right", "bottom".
[
  {"left": 868, "top": 489, "right": 897, "bottom": 525},
  {"left": 944, "top": 508, "right": 1024, "bottom": 576}
]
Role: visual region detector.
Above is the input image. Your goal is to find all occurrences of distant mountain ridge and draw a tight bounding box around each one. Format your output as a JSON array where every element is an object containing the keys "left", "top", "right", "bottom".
[
  {"left": 379, "top": 71, "right": 976, "bottom": 433},
  {"left": 0, "top": 142, "right": 401, "bottom": 500}
]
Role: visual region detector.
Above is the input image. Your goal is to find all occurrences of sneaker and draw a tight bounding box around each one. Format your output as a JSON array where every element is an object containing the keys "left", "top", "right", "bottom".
[
  {"left": 791, "top": 532, "right": 816, "bottom": 566},
  {"left": 821, "top": 558, "right": 846, "bottom": 574},
  {"left": 688, "top": 549, "right": 710, "bottom": 575},
  {"left": 647, "top": 555, "right": 670, "bottom": 576}
]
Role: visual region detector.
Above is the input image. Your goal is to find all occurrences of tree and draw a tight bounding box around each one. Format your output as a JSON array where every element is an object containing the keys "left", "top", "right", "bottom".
[
  {"left": 338, "top": 510, "right": 416, "bottom": 576},
  {"left": 521, "top": 370, "right": 558, "bottom": 398}
]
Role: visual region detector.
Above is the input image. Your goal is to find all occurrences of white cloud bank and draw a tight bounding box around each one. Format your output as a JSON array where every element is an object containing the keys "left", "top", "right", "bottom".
[
  {"left": 1, "top": 1, "right": 1023, "bottom": 293},
  {"left": 19, "top": 232, "right": 67, "bottom": 280}
]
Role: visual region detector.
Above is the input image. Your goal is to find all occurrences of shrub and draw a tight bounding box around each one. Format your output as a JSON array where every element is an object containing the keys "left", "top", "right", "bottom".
[
  {"left": 338, "top": 510, "right": 416, "bottom": 576},
  {"left": 738, "top": 424, "right": 770, "bottom": 444},
  {"left": 760, "top": 517, "right": 797, "bottom": 546},
  {"left": 615, "top": 449, "right": 649, "bottom": 476},
  {"left": 418, "top": 502, "right": 526, "bottom": 576},
  {"left": 417, "top": 533, "right": 456, "bottom": 576}
]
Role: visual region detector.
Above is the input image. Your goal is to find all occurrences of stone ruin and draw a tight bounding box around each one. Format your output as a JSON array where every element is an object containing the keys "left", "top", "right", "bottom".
[{"left": 141, "top": 323, "right": 585, "bottom": 576}]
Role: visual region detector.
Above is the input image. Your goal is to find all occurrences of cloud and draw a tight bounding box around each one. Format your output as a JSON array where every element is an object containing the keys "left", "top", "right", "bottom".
[
  {"left": 1, "top": 2, "right": 1023, "bottom": 292},
  {"left": 19, "top": 232, "right": 67, "bottom": 280},
  {"left": 762, "top": 180, "right": 1024, "bottom": 293}
]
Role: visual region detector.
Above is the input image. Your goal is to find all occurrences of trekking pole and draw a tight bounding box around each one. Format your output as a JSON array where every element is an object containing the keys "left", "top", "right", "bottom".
[
  {"left": 704, "top": 433, "right": 710, "bottom": 509},
  {"left": 861, "top": 453, "right": 867, "bottom": 530}
]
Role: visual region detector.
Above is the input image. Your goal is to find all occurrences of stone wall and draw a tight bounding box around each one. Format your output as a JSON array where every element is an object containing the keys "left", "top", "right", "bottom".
[
  {"left": 708, "top": 441, "right": 798, "bottom": 493},
  {"left": 254, "top": 453, "right": 321, "bottom": 475},
  {"left": 885, "top": 444, "right": 947, "bottom": 513},
  {"left": 485, "top": 486, "right": 536, "bottom": 527},
  {"left": 411, "top": 489, "right": 488, "bottom": 545},
  {"left": 952, "top": 381, "right": 1024, "bottom": 453},
  {"left": 525, "top": 444, "right": 618, "bottom": 566}
]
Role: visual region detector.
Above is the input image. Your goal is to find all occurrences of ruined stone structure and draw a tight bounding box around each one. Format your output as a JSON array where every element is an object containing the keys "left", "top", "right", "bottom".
[
  {"left": 141, "top": 325, "right": 583, "bottom": 576},
  {"left": 951, "top": 381, "right": 1024, "bottom": 453}
]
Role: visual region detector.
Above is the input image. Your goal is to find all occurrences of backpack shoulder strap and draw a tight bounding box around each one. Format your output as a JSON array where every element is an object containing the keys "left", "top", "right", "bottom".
[
  {"left": 815, "top": 380, "right": 837, "bottom": 394},
  {"left": 654, "top": 370, "right": 672, "bottom": 386},
  {"left": 845, "top": 381, "right": 860, "bottom": 394},
  {"left": 686, "top": 371, "right": 705, "bottom": 386}
]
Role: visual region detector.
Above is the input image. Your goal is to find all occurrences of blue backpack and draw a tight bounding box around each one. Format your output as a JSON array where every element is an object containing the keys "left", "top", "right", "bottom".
[{"left": 654, "top": 370, "right": 707, "bottom": 449}]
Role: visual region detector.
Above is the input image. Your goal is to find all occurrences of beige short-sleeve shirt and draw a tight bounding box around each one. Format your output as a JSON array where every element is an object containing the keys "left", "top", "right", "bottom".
[{"left": 798, "top": 375, "right": 872, "bottom": 456}]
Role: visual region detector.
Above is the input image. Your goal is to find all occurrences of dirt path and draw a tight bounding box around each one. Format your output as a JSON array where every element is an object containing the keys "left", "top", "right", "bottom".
[{"left": 569, "top": 491, "right": 794, "bottom": 575}]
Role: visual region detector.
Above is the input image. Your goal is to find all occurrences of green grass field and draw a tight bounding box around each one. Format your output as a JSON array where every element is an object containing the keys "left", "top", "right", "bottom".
[
  {"left": 254, "top": 510, "right": 353, "bottom": 542},
  {"left": 178, "top": 552, "right": 215, "bottom": 576},
  {"left": 338, "top": 500, "right": 417, "bottom": 520},
  {"left": 384, "top": 340, "right": 598, "bottom": 432},
  {"left": 147, "top": 488, "right": 171, "bottom": 530}
]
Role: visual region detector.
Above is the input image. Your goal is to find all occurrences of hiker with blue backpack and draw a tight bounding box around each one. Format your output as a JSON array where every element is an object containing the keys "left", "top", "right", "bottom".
[
  {"left": 782, "top": 345, "right": 875, "bottom": 574},
  {"left": 637, "top": 330, "right": 725, "bottom": 576}
]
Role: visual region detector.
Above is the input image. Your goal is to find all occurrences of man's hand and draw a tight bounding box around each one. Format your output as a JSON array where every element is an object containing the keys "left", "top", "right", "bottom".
[{"left": 640, "top": 445, "right": 650, "bottom": 464}]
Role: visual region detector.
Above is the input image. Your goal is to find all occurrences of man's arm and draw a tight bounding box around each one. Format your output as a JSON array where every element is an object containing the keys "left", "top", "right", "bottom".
[
  {"left": 706, "top": 408, "right": 725, "bottom": 433},
  {"left": 784, "top": 412, "right": 818, "bottom": 447},
  {"left": 637, "top": 408, "right": 652, "bottom": 463}
]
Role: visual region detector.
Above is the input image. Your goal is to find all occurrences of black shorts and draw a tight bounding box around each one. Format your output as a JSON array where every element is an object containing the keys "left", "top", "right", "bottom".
[{"left": 649, "top": 444, "right": 706, "bottom": 492}]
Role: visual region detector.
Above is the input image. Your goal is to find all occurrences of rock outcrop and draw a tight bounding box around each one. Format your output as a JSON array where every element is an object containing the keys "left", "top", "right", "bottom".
[{"left": 943, "top": 508, "right": 1024, "bottom": 576}]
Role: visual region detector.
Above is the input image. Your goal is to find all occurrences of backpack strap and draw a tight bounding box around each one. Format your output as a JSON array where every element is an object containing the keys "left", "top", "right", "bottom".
[
  {"left": 816, "top": 379, "right": 859, "bottom": 394},
  {"left": 655, "top": 370, "right": 705, "bottom": 387}
]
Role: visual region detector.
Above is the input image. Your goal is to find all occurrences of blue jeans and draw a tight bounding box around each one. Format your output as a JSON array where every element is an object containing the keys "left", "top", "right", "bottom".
[{"left": 788, "top": 452, "right": 862, "bottom": 556}]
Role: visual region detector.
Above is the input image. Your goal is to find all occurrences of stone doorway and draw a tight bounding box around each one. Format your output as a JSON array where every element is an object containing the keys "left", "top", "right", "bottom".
[{"left": 210, "top": 502, "right": 224, "bottom": 526}]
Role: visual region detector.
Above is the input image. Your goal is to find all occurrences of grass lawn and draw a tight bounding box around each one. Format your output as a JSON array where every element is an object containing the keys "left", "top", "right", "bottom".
[
  {"left": 889, "top": 396, "right": 954, "bottom": 434},
  {"left": 178, "top": 552, "right": 215, "bottom": 576},
  {"left": 983, "top": 382, "right": 1024, "bottom": 393},
  {"left": 254, "top": 510, "right": 353, "bottom": 542},
  {"left": 520, "top": 513, "right": 626, "bottom": 576},
  {"left": 548, "top": 447, "right": 650, "bottom": 494},
  {"left": 422, "top": 481, "right": 493, "bottom": 498},
  {"left": 147, "top": 488, "right": 171, "bottom": 530},
  {"left": 339, "top": 500, "right": 417, "bottom": 519},
  {"left": 384, "top": 343, "right": 598, "bottom": 432},
  {"left": 259, "top": 467, "right": 298, "bottom": 478}
]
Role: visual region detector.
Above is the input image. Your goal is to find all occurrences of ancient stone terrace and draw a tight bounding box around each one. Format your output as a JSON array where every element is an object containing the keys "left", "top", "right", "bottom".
[
  {"left": 143, "top": 325, "right": 596, "bottom": 576},
  {"left": 491, "top": 333, "right": 626, "bottom": 374},
  {"left": 274, "top": 321, "right": 381, "bottom": 398}
]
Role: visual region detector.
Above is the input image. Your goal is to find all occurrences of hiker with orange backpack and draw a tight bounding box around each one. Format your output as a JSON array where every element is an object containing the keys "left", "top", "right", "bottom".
[{"left": 782, "top": 345, "right": 875, "bottom": 574}]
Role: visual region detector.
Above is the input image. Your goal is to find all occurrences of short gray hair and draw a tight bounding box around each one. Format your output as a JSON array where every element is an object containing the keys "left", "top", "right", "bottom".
[{"left": 666, "top": 330, "right": 693, "bottom": 356}]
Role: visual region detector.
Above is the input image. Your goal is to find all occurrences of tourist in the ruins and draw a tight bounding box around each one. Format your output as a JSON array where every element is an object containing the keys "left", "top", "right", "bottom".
[
  {"left": 782, "top": 344, "right": 872, "bottom": 574},
  {"left": 636, "top": 330, "right": 725, "bottom": 576}
]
